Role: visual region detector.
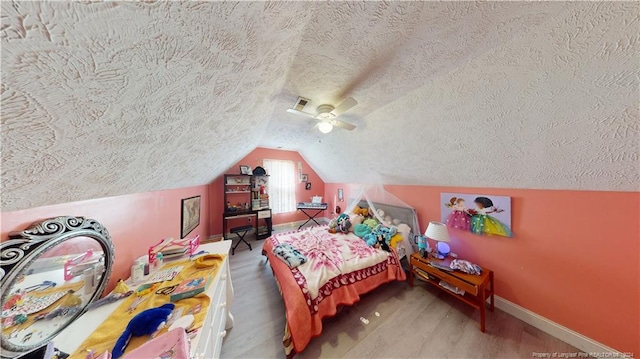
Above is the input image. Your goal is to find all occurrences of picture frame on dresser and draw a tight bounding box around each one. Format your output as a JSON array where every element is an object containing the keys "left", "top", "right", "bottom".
[{"left": 181, "top": 195, "right": 201, "bottom": 238}]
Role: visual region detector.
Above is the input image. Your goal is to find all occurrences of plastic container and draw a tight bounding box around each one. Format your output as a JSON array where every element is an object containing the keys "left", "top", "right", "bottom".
[{"left": 131, "top": 261, "right": 144, "bottom": 284}]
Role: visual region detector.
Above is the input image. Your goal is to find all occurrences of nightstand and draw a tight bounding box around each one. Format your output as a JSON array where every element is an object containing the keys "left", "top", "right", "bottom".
[{"left": 409, "top": 253, "right": 494, "bottom": 332}]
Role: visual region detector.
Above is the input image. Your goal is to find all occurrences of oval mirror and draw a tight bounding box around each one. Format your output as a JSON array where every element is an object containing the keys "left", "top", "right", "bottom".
[{"left": 0, "top": 216, "right": 115, "bottom": 357}]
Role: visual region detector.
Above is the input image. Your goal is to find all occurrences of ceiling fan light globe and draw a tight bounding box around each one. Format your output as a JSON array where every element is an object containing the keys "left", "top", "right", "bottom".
[{"left": 318, "top": 122, "right": 333, "bottom": 133}]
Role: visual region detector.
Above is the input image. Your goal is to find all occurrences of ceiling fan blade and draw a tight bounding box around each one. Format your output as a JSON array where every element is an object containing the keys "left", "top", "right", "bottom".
[
  {"left": 330, "top": 97, "right": 358, "bottom": 117},
  {"left": 331, "top": 119, "right": 356, "bottom": 131},
  {"left": 287, "top": 108, "right": 316, "bottom": 119}
]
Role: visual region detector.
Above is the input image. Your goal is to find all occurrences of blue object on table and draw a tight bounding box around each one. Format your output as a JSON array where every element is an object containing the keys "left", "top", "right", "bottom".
[
  {"left": 437, "top": 242, "right": 450, "bottom": 257},
  {"left": 190, "top": 250, "right": 208, "bottom": 259}
]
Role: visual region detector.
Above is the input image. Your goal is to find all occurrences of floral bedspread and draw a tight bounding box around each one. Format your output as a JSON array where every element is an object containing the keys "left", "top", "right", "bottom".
[{"left": 270, "top": 225, "right": 399, "bottom": 314}]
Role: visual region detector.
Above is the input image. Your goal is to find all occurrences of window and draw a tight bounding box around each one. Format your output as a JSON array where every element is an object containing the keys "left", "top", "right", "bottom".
[{"left": 263, "top": 159, "right": 296, "bottom": 214}]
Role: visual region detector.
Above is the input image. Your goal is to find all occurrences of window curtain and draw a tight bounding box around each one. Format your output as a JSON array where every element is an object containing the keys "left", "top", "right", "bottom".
[{"left": 263, "top": 159, "right": 296, "bottom": 214}]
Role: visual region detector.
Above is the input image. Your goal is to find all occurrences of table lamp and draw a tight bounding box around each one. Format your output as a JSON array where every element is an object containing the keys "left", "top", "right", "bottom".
[{"left": 425, "top": 221, "right": 450, "bottom": 259}]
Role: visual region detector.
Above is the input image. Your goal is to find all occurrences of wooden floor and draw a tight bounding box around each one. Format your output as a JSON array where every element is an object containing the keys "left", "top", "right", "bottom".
[{"left": 220, "top": 236, "right": 580, "bottom": 359}]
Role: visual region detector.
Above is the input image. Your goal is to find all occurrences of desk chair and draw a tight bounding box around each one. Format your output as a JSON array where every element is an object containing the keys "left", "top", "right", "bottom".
[{"left": 230, "top": 225, "right": 253, "bottom": 255}]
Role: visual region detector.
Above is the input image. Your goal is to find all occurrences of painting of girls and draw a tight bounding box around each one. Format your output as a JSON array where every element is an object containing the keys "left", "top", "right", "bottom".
[
  {"left": 441, "top": 193, "right": 513, "bottom": 238},
  {"left": 444, "top": 197, "right": 472, "bottom": 231}
]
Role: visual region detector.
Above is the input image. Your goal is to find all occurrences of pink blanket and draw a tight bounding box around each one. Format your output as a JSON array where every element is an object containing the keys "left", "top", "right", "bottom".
[{"left": 263, "top": 225, "right": 406, "bottom": 354}]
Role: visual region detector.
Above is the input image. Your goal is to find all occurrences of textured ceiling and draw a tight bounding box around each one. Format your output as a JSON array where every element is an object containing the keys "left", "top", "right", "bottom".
[{"left": 1, "top": 1, "right": 638, "bottom": 211}]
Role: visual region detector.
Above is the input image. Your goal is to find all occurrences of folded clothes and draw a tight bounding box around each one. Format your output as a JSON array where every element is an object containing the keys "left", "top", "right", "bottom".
[
  {"left": 272, "top": 243, "right": 307, "bottom": 268},
  {"left": 449, "top": 259, "right": 483, "bottom": 275}
]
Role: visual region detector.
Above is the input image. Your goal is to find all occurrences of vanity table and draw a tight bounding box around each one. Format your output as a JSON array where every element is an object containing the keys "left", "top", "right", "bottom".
[{"left": 54, "top": 241, "right": 235, "bottom": 359}]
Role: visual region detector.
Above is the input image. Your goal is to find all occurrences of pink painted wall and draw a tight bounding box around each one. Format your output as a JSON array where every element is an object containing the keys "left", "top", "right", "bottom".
[
  {"left": 325, "top": 183, "right": 639, "bottom": 355},
  {"left": 1, "top": 185, "right": 210, "bottom": 293},
  {"left": 209, "top": 147, "right": 325, "bottom": 235}
]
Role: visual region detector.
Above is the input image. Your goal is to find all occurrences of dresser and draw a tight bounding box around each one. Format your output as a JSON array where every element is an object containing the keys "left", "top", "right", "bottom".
[{"left": 54, "top": 241, "right": 235, "bottom": 359}]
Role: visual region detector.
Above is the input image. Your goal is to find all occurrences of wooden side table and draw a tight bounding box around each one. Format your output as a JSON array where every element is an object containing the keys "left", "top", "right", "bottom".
[{"left": 409, "top": 253, "right": 494, "bottom": 332}]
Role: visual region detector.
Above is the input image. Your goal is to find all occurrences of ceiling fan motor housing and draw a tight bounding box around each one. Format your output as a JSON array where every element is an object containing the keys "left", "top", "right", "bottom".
[{"left": 316, "top": 104, "right": 336, "bottom": 119}]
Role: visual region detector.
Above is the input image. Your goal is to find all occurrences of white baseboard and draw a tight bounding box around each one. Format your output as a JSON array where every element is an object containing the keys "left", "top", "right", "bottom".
[{"left": 494, "top": 296, "right": 623, "bottom": 355}]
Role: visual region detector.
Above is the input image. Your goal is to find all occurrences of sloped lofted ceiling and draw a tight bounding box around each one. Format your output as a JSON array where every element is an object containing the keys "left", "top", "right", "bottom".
[{"left": 1, "top": 1, "right": 638, "bottom": 211}]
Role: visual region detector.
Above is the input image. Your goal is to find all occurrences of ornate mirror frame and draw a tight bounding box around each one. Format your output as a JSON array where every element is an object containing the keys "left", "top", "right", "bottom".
[{"left": 0, "top": 216, "right": 115, "bottom": 357}]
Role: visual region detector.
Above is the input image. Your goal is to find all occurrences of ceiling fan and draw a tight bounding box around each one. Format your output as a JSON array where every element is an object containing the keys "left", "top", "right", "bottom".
[{"left": 286, "top": 96, "right": 358, "bottom": 133}]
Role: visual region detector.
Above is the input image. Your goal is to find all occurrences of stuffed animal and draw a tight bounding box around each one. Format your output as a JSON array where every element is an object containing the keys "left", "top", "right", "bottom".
[
  {"left": 354, "top": 224, "right": 371, "bottom": 238},
  {"left": 328, "top": 217, "right": 338, "bottom": 233},
  {"left": 389, "top": 233, "right": 403, "bottom": 248},
  {"left": 362, "top": 218, "right": 379, "bottom": 229},
  {"left": 335, "top": 213, "right": 351, "bottom": 234},
  {"left": 349, "top": 214, "right": 364, "bottom": 229},
  {"left": 363, "top": 224, "right": 397, "bottom": 252},
  {"left": 396, "top": 223, "right": 412, "bottom": 246},
  {"left": 112, "top": 303, "right": 175, "bottom": 359},
  {"left": 352, "top": 206, "right": 369, "bottom": 217}
]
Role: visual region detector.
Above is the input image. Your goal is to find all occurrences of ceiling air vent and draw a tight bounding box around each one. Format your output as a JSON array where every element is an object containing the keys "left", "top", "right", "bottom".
[{"left": 293, "top": 97, "right": 310, "bottom": 112}]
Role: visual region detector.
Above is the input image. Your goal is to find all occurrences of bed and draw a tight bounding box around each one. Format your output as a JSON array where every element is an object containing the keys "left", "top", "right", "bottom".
[{"left": 262, "top": 225, "right": 407, "bottom": 356}]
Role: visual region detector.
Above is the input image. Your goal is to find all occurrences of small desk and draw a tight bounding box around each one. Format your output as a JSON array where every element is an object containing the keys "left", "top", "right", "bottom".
[
  {"left": 409, "top": 253, "right": 494, "bottom": 332},
  {"left": 222, "top": 211, "right": 256, "bottom": 241},
  {"left": 296, "top": 202, "right": 328, "bottom": 229},
  {"left": 223, "top": 210, "right": 272, "bottom": 241}
]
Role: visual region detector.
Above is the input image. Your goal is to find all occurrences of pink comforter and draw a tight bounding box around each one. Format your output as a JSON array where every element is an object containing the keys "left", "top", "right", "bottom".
[{"left": 263, "top": 225, "right": 406, "bottom": 354}]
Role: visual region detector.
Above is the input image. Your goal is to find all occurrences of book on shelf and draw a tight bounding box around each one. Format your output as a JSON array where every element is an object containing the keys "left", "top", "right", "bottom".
[{"left": 414, "top": 268, "right": 431, "bottom": 281}]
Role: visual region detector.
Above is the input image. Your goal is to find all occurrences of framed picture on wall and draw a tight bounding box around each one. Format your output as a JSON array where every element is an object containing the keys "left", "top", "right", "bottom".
[
  {"left": 305, "top": 182, "right": 311, "bottom": 190},
  {"left": 181, "top": 195, "right": 201, "bottom": 238},
  {"left": 338, "top": 188, "right": 344, "bottom": 202},
  {"left": 440, "top": 192, "right": 512, "bottom": 237},
  {"left": 239, "top": 165, "right": 252, "bottom": 175},
  {"left": 301, "top": 174, "right": 308, "bottom": 182}
]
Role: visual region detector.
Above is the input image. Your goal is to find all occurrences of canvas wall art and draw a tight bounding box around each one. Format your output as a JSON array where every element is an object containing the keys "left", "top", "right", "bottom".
[
  {"left": 181, "top": 195, "right": 201, "bottom": 238},
  {"left": 440, "top": 193, "right": 512, "bottom": 237}
]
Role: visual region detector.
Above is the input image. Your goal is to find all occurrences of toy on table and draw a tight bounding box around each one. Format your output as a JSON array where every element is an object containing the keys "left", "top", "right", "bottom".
[
  {"left": 112, "top": 303, "right": 175, "bottom": 359},
  {"left": 113, "top": 280, "right": 131, "bottom": 294}
]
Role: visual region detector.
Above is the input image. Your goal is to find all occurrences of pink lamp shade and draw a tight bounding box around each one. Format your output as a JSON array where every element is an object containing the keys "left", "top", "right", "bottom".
[{"left": 424, "top": 221, "right": 450, "bottom": 243}]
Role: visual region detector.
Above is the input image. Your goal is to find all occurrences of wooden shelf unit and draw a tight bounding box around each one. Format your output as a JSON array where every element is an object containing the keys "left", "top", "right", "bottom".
[
  {"left": 222, "top": 174, "right": 272, "bottom": 241},
  {"left": 409, "top": 253, "right": 494, "bottom": 332}
]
